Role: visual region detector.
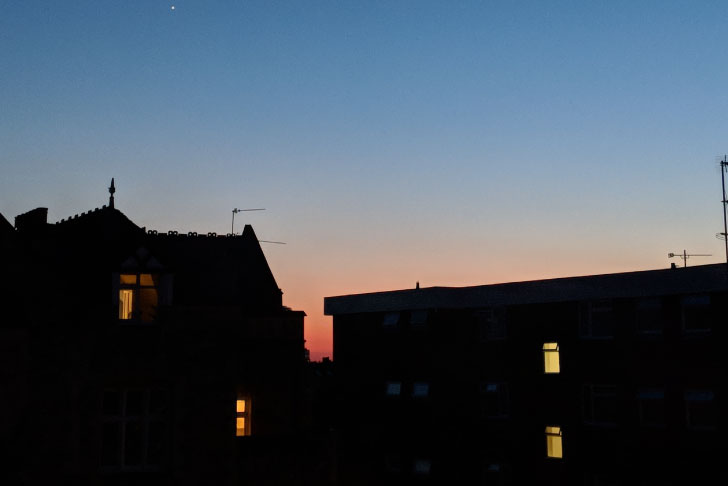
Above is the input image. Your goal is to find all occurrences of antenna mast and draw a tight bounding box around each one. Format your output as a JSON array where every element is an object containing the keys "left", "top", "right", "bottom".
[
  {"left": 231, "top": 208, "right": 265, "bottom": 234},
  {"left": 721, "top": 156, "right": 728, "bottom": 265}
]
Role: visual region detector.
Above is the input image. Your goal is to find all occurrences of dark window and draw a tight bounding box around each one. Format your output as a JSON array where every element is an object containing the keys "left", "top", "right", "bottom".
[
  {"left": 477, "top": 308, "right": 506, "bottom": 341},
  {"left": 637, "top": 389, "right": 665, "bottom": 427},
  {"left": 580, "top": 302, "right": 615, "bottom": 339},
  {"left": 409, "top": 310, "right": 428, "bottom": 329},
  {"left": 100, "top": 388, "right": 168, "bottom": 471},
  {"left": 412, "top": 382, "right": 429, "bottom": 398},
  {"left": 583, "top": 385, "right": 617, "bottom": 426},
  {"left": 385, "top": 381, "right": 402, "bottom": 396},
  {"left": 681, "top": 295, "right": 711, "bottom": 334},
  {"left": 636, "top": 298, "right": 663, "bottom": 336},
  {"left": 382, "top": 312, "right": 400, "bottom": 329},
  {"left": 685, "top": 390, "right": 716, "bottom": 430},
  {"left": 480, "top": 382, "right": 508, "bottom": 418}
]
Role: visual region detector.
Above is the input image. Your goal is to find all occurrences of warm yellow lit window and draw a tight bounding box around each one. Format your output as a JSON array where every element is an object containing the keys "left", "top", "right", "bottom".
[
  {"left": 118, "top": 273, "right": 159, "bottom": 322},
  {"left": 236, "top": 398, "right": 250, "bottom": 436},
  {"left": 119, "top": 289, "right": 134, "bottom": 319},
  {"left": 543, "top": 342, "right": 560, "bottom": 374},
  {"left": 546, "top": 426, "right": 563, "bottom": 458}
]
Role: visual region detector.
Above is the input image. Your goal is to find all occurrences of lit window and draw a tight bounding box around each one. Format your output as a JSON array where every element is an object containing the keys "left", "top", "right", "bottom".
[
  {"left": 385, "top": 381, "right": 402, "bottom": 396},
  {"left": 412, "top": 382, "right": 429, "bottom": 398},
  {"left": 637, "top": 389, "right": 665, "bottom": 427},
  {"left": 477, "top": 308, "right": 506, "bottom": 341},
  {"left": 681, "top": 295, "right": 711, "bottom": 334},
  {"left": 583, "top": 385, "right": 617, "bottom": 425},
  {"left": 543, "top": 342, "right": 560, "bottom": 374},
  {"left": 236, "top": 397, "right": 251, "bottom": 436},
  {"left": 580, "top": 302, "right": 615, "bottom": 339},
  {"left": 480, "top": 382, "right": 508, "bottom": 418},
  {"left": 118, "top": 273, "right": 159, "bottom": 322},
  {"left": 382, "top": 312, "right": 400, "bottom": 329},
  {"left": 635, "top": 298, "right": 663, "bottom": 336},
  {"left": 100, "top": 388, "right": 167, "bottom": 471},
  {"left": 545, "top": 426, "right": 563, "bottom": 458},
  {"left": 685, "top": 390, "right": 716, "bottom": 430}
]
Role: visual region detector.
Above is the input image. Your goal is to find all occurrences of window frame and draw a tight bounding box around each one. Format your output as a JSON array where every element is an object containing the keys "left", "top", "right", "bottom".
[
  {"left": 684, "top": 390, "right": 716, "bottom": 431},
  {"left": 543, "top": 342, "right": 560, "bottom": 374},
  {"left": 582, "top": 384, "right": 617, "bottom": 427},
  {"left": 545, "top": 425, "right": 563, "bottom": 459},
  {"left": 681, "top": 295, "right": 712, "bottom": 335},
  {"left": 580, "top": 301, "right": 616, "bottom": 340},
  {"left": 637, "top": 389, "right": 666, "bottom": 428},
  {"left": 100, "top": 388, "right": 167, "bottom": 472},
  {"left": 118, "top": 272, "right": 160, "bottom": 323},
  {"left": 235, "top": 395, "right": 252, "bottom": 437}
]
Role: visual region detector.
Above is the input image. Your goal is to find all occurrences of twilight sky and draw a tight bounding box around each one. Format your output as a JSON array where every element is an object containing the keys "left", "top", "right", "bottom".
[{"left": 3, "top": 1, "right": 728, "bottom": 360}]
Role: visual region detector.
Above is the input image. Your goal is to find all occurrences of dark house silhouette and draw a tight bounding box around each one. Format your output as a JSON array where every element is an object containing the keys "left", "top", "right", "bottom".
[
  {"left": 0, "top": 184, "right": 314, "bottom": 485},
  {"left": 325, "top": 265, "right": 727, "bottom": 485}
]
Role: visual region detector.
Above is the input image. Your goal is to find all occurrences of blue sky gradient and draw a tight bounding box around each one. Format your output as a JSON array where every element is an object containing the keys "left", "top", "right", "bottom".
[{"left": 3, "top": 1, "right": 728, "bottom": 358}]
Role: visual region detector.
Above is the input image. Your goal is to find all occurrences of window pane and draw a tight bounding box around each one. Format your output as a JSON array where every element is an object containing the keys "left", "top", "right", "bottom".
[
  {"left": 636, "top": 298, "right": 662, "bottom": 334},
  {"left": 544, "top": 346, "right": 560, "bottom": 374},
  {"left": 547, "top": 434, "right": 563, "bottom": 458},
  {"left": 412, "top": 382, "right": 429, "bottom": 397},
  {"left": 237, "top": 399, "right": 246, "bottom": 413},
  {"left": 102, "top": 390, "right": 121, "bottom": 416},
  {"left": 386, "top": 382, "right": 401, "bottom": 396},
  {"left": 125, "top": 390, "right": 144, "bottom": 416},
  {"left": 124, "top": 421, "right": 142, "bottom": 466},
  {"left": 147, "top": 420, "right": 166, "bottom": 466},
  {"left": 236, "top": 417, "right": 246, "bottom": 436},
  {"left": 410, "top": 310, "right": 428, "bottom": 326},
  {"left": 119, "top": 290, "right": 133, "bottom": 320},
  {"left": 139, "top": 288, "right": 158, "bottom": 322},
  {"left": 100, "top": 422, "right": 121, "bottom": 466},
  {"left": 120, "top": 274, "right": 137, "bottom": 285},
  {"left": 382, "top": 312, "right": 400, "bottom": 328},
  {"left": 139, "top": 273, "right": 158, "bottom": 287},
  {"left": 682, "top": 295, "right": 711, "bottom": 332}
]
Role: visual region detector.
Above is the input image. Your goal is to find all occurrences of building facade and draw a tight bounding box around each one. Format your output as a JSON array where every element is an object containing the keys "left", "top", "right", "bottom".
[
  {"left": 0, "top": 186, "right": 311, "bottom": 485},
  {"left": 325, "top": 265, "right": 727, "bottom": 485}
]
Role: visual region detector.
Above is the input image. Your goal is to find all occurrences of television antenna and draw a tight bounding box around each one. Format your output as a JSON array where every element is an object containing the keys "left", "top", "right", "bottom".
[
  {"left": 720, "top": 155, "right": 728, "bottom": 265},
  {"left": 232, "top": 208, "right": 265, "bottom": 234},
  {"left": 668, "top": 250, "right": 712, "bottom": 268}
]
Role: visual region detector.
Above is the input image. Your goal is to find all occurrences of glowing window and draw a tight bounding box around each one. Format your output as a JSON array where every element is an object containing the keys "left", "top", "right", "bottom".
[
  {"left": 236, "top": 398, "right": 251, "bottom": 436},
  {"left": 119, "top": 273, "right": 159, "bottom": 322},
  {"left": 386, "top": 381, "right": 402, "bottom": 396},
  {"left": 545, "top": 426, "right": 563, "bottom": 458},
  {"left": 543, "top": 342, "right": 560, "bottom": 374}
]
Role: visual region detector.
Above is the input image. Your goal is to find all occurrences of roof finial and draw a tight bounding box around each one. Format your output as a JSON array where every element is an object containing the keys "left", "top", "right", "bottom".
[{"left": 108, "top": 178, "right": 116, "bottom": 209}]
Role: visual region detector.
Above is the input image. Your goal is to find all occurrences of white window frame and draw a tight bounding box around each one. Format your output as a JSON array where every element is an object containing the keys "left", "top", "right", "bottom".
[{"left": 100, "top": 388, "right": 166, "bottom": 472}]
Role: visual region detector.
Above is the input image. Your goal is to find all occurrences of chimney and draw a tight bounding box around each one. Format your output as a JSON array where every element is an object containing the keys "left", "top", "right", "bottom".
[{"left": 15, "top": 208, "right": 48, "bottom": 233}]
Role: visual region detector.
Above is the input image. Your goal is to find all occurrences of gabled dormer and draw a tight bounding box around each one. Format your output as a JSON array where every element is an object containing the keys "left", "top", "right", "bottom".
[{"left": 113, "top": 247, "right": 172, "bottom": 323}]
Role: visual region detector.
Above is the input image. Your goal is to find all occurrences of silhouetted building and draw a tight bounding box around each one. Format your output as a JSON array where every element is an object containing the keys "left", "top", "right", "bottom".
[
  {"left": 325, "top": 265, "right": 727, "bottom": 485},
  {"left": 0, "top": 184, "right": 313, "bottom": 485}
]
